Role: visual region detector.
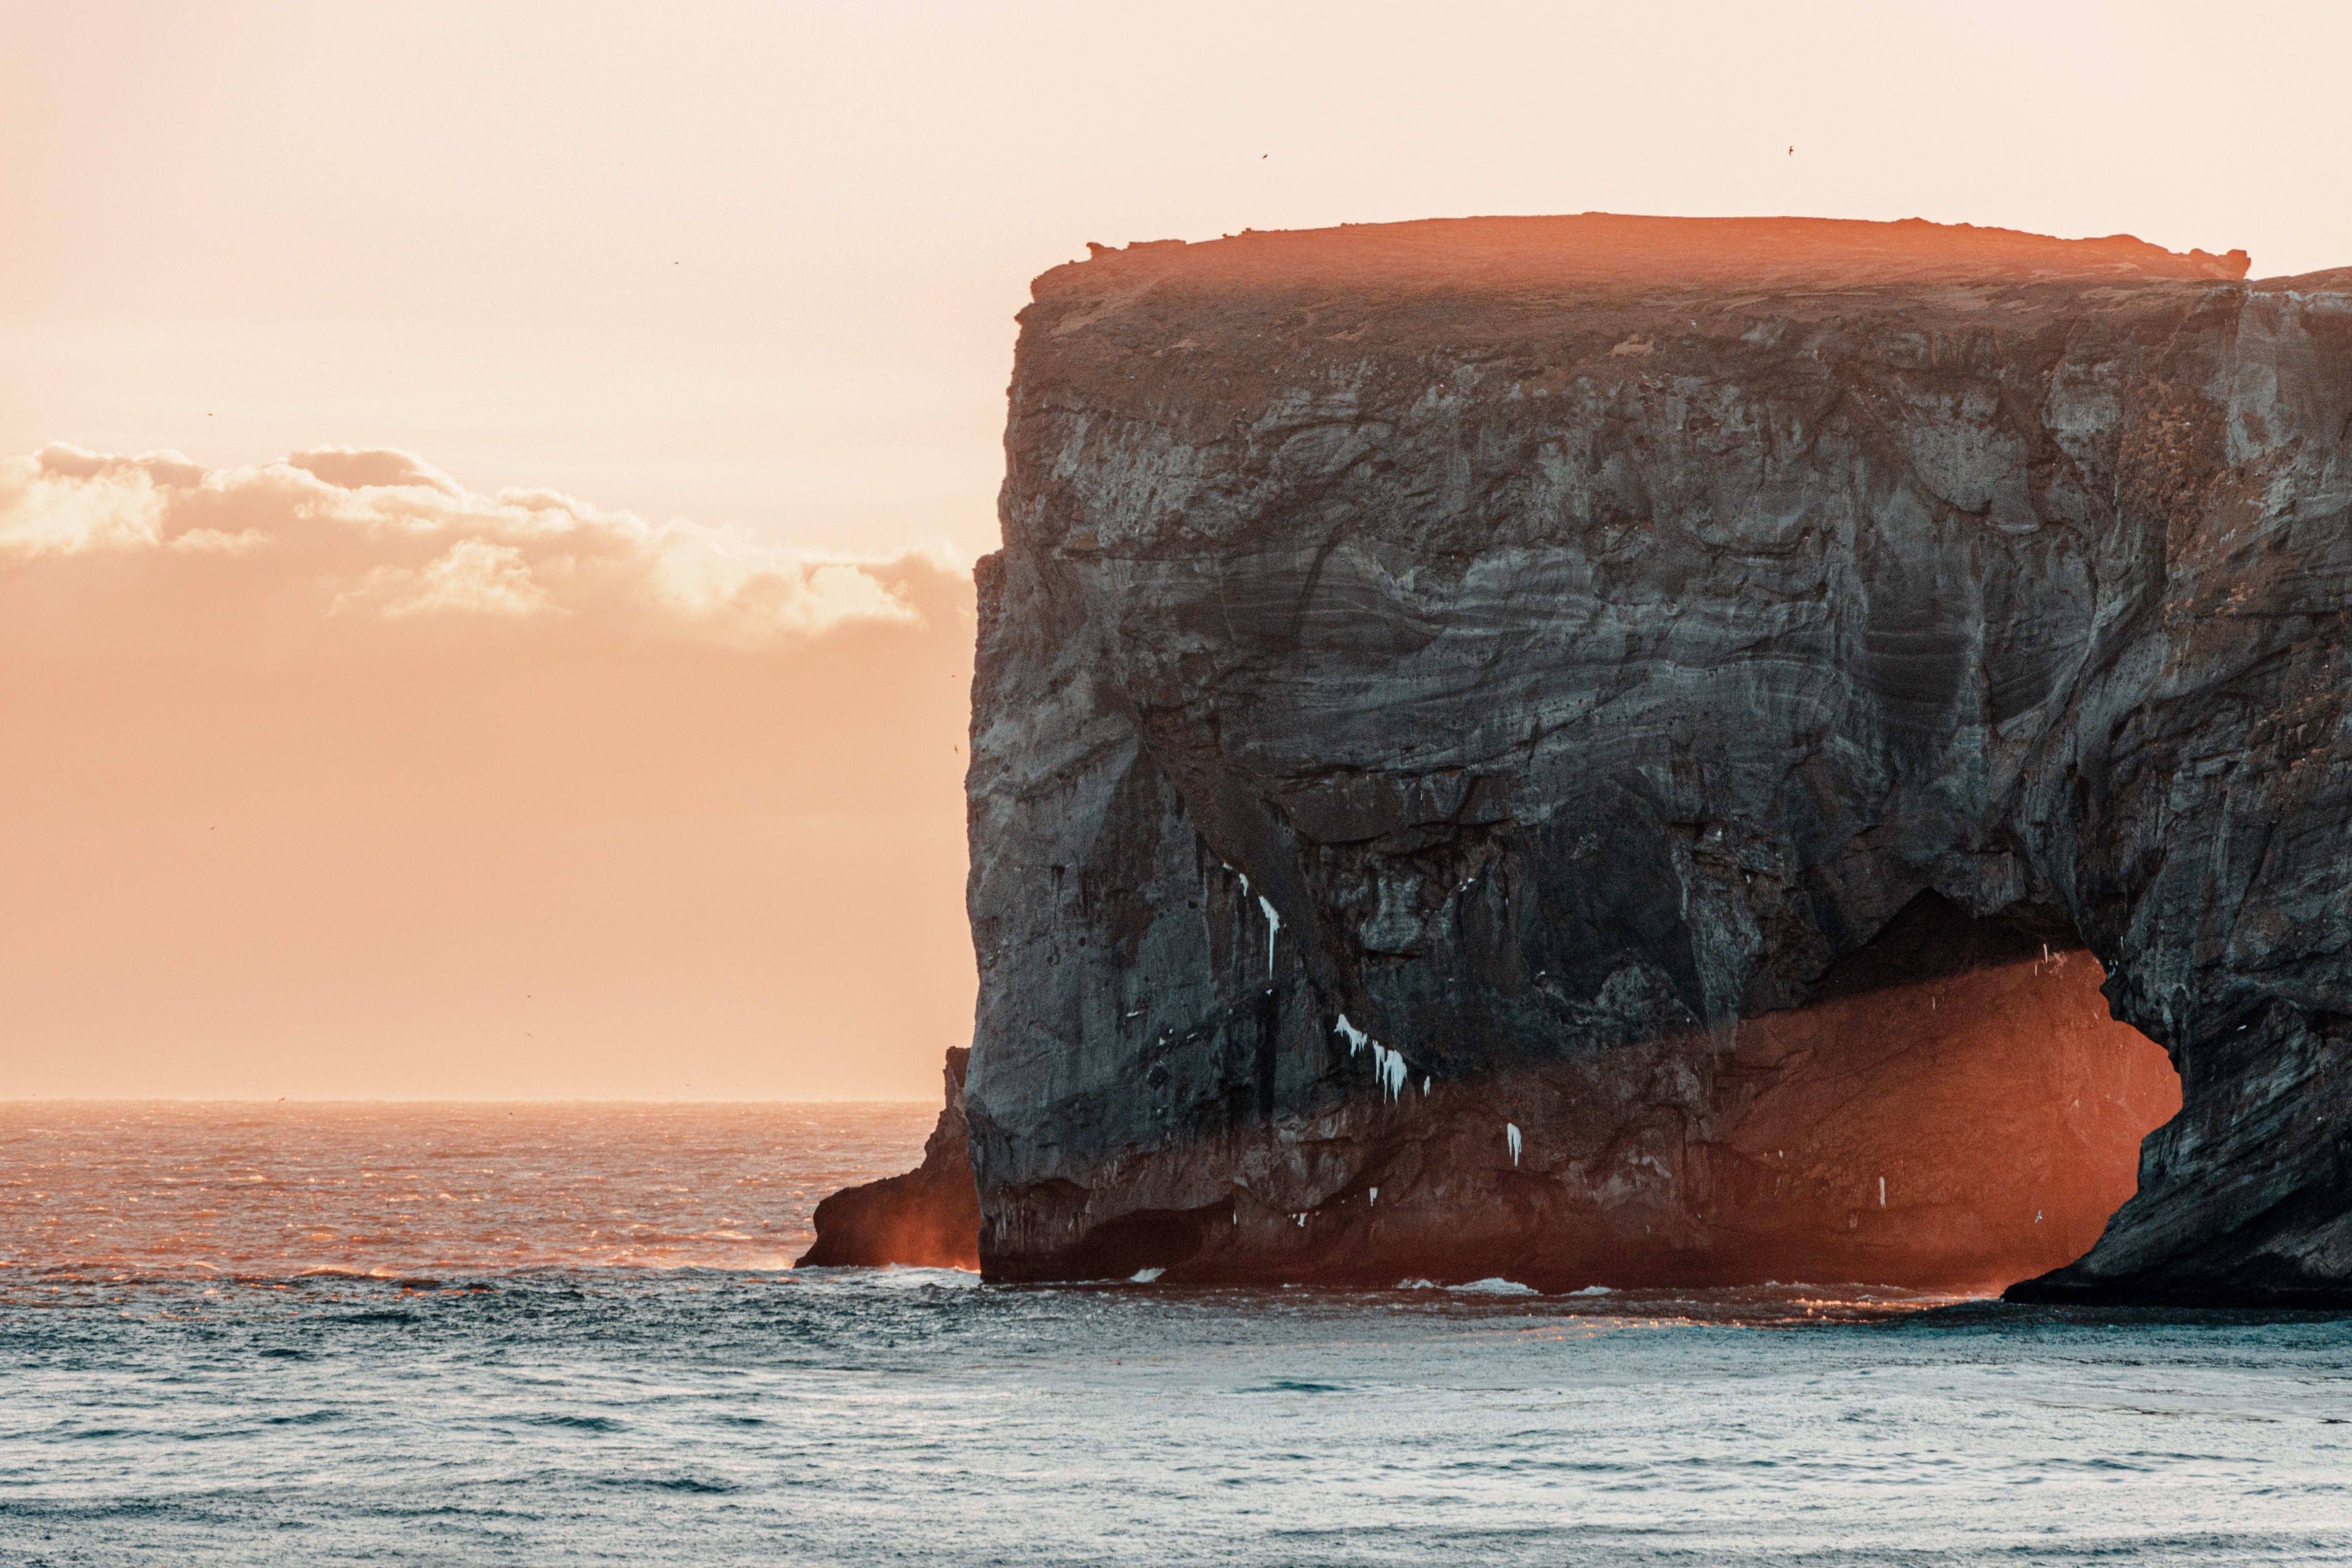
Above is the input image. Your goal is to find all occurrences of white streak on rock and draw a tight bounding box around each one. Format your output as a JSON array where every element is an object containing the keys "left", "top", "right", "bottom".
[{"left": 1506, "top": 1123, "right": 1523, "bottom": 1166}]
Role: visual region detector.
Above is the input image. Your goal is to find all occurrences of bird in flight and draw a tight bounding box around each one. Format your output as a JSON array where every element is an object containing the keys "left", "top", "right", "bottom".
[{"left": 1787, "top": 146, "right": 1794, "bottom": 156}]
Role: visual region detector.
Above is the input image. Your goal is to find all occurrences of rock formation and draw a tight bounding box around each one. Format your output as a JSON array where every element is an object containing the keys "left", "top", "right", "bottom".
[
  {"left": 853, "top": 214, "right": 2352, "bottom": 1303},
  {"left": 796, "top": 1047, "right": 980, "bottom": 1270}
]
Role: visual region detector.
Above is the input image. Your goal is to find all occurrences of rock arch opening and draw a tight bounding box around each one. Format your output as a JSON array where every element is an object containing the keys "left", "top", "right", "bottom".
[{"left": 1692, "top": 892, "right": 2181, "bottom": 1294}]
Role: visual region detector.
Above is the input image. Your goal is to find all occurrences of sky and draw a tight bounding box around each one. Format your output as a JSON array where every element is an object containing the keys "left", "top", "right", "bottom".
[{"left": 5, "top": 0, "right": 2347, "bottom": 1099}]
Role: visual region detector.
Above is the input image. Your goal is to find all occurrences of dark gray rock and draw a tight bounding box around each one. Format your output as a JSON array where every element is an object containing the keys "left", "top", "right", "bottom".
[{"left": 960, "top": 215, "right": 2352, "bottom": 1303}]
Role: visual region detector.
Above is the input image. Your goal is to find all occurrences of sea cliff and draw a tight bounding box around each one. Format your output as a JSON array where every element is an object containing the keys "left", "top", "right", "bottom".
[{"left": 853, "top": 214, "right": 2352, "bottom": 1304}]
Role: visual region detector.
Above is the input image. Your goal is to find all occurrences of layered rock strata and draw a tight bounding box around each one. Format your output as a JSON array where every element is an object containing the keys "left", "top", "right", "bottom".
[
  {"left": 951, "top": 214, "right": 2352, "bottom": 1303},
  {"left": 796, "top": 1048, "right": 980, "bottom": 1270}
]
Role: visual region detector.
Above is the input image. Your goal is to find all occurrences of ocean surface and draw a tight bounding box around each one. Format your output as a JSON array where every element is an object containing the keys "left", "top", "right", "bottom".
[{"left": 3, "top": 1102, "right": 2348, "bottom": 1566}]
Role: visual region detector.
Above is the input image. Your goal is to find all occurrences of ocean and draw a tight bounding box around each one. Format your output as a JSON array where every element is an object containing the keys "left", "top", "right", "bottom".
[{"left": 2, "top": 1102, "right": 2348, "bottom": 1565}]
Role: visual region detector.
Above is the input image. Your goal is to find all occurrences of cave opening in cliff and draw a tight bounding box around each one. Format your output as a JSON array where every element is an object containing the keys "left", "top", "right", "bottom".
[{"left": 1708, "top": 892, "right": 2182, "bottom": 1293}]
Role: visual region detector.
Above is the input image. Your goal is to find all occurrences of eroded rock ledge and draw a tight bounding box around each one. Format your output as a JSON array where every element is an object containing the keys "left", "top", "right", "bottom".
[
  {"left": 930, "top": 214, "right": 2352, "bottom": 1303},
  {"left": 796, "top": 1048, "right": 980, "bottom": 1270}
]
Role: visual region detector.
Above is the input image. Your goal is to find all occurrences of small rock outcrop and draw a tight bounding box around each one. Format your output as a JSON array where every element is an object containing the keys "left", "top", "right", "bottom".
[
  {"left": 795, "top": 1048, "right": 980, "bottom": 1270},
  {"left": 946, "top": 214, "right": 2352, "bottom": 1304}
]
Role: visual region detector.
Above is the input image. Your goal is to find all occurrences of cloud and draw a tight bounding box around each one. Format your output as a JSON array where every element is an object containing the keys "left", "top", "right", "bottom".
[
  {"left": 334, "top": 538, "right": 562, "bottom": 620},
  {"left": 287, "top": 446, "right": 462, "bottom": 494},
  {"left": 0, "top": 442, "right": 936, "bottom": 643}
]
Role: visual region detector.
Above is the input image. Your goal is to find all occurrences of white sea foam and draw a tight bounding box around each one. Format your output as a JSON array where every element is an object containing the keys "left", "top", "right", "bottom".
[{"left": 800, "top": 1265, "right": 981, "bottom": 1291}]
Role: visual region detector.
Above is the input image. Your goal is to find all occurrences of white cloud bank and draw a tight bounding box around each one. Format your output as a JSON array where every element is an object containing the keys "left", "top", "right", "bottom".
[{"left": 0, "top": 443, "right": 932, "bottom": 643}]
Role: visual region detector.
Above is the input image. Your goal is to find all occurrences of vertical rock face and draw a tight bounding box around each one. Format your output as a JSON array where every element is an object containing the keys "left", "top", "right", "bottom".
[
  {"left": 796, "top": 1048, "right": 979, "bottom": 1270},
  {"left": 963, "top": 215, "right": 2352, "bottom": 1303}
]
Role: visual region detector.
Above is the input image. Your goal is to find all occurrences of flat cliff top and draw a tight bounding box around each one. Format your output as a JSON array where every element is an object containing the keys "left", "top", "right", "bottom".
[{"left": 1028, "top": 214, "right": 2252, "bottom": 324}]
